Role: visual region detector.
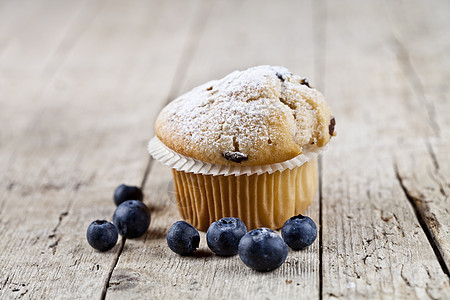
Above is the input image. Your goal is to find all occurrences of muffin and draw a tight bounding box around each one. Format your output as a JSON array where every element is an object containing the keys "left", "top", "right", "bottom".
[{"left": 149, "top": 65, "right": 335, "bottom": 231}]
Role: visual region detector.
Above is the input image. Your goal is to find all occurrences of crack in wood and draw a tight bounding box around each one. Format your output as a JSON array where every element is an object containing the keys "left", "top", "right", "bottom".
[
  {"left": 425, "top": 141, "right": 447, "bottom": 197},
  {"left": 318, "top": 157, "right": 323, "bottom": 300},
  {"left": 46, "top": 210, "right": 69, "bottom": 255},
  {"left": 394, "top": 162, "right": 450, "bottom": 279},
  {"left": 1, "top": 276, "right": 10, "bottom": 291},
  {"left": 313, "top": 0, "right": 327, "bottom": 298},
  {"left": 48, "top": 239, "right": 59, "bottom": 249},
  {"left": 46, "top": 209, "right": 69, "bottom": 255},
  {"left": 100, "top": 237, "right": 126, "bottom": 300},
  {"left": 400, "top": 265, "right": 412, "bottom": 287},
  {"left": 318, "top": 156, "right": 324, "bottom": 300},
  {"left": 46, "top": 187, "right": 77, "bottom": 253},
  {"left": 8, "top": 281, "right": 28, "bottom": 298},
  {"left": 425, "top": 286, "right": 437, "bottom": 300}
]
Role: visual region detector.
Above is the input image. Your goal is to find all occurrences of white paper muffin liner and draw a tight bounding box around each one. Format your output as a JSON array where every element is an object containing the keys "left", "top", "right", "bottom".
[{"left": 148, "top": 136, "right": 331, "bottom": 177}]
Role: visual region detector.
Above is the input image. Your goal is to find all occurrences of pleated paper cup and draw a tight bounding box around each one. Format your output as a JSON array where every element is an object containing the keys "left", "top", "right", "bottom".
[{"left": 148, "top": 137, "right": 328, "bottom": 231}]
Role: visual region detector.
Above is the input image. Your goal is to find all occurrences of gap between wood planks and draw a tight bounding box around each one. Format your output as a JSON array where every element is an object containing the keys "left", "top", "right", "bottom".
[
  {"left": 388, "top": 14, "right": 449, "bottom": 279},
  {"left": 99, "top": 1, "right": 213, "bottom": 299},
  {"left": 394, "top": 162, "right": 450, "bottom": 279},
  {"left": 313, "top": 0, "right": 327, "bottom": 299}
]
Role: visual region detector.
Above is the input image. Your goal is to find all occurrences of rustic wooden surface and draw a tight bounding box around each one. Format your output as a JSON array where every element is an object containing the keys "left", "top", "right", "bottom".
[{"left": 0, "top": 0, "right": 449, "bottom": 299}]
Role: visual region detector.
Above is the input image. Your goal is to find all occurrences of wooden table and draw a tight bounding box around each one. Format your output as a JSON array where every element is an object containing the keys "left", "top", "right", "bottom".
[{"left": 1, "top": 0, "right": 449, "bottom": 299}]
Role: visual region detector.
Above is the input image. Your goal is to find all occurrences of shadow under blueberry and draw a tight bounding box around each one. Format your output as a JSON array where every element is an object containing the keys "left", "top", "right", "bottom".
[{"left": 192, "top": 248, "right": 213, "bottom": 258}]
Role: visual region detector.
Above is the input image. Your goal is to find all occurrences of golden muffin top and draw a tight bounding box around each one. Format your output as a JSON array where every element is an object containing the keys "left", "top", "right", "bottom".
[{"left": 155, "top": 66, "right": 335, "bottom": 166}]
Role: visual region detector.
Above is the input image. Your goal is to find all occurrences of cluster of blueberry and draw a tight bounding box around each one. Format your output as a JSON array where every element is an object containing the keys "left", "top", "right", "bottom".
[
  {"left": 86, "top": 184, "right": 317, "bottom": 273},
  {"left": 86, "top": 185, "right": 151, "bottom": 251},
  {"left": 167, "top": 214, "right": 317, "bottom": 272}
]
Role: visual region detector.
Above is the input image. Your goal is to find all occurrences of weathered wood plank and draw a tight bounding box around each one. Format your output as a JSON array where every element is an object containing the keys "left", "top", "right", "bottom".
[
  {"left": 395, "top": 140, "right": 450, "bottom": 275},
  {"left": 320, "top": 0, "right": 450, "bottom": 298},
  {"left": 107, "top": 0, "right": 323, "bottom": 299},
  {"left": 0, "top": 0, "right": 449, "bottom": 299},
  {"left": 387, "top": 0, "right": 450, "bottom": 272},
  {"left": 0, "top": 0, "right": 198, "bottom": 298}
]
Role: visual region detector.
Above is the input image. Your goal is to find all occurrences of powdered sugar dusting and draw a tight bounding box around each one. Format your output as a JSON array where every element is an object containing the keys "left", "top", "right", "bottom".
[{"left": 155, "top": 65, "right": 333, "bottom": 165}]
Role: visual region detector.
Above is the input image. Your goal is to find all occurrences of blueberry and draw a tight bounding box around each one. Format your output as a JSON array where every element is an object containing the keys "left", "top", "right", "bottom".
[
  {"left": 113, "top": 200, "right": 151, "bottom": 238},
  {"left": 86, "top": 220, "right": 118, "bottom": 252},
  {"left": 167, "top": 221, "right": 200, "bottom": 256},
  {"left": 207, "top": 217, "right": 247, "bottom": 256},
  {"left": 113, "top": 184, "right": 143, "bottom": 206},
  {"left": 238, "top": 228, "right": 288, "bottom": 271},
  {"left": 281, "top": 214, "right": 317, "bottom": 250}
]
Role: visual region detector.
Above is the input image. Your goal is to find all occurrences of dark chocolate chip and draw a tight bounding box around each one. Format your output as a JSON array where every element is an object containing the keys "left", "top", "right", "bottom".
[
  {"left": 222, "top": 151, "right": 248, "bottom": 163},
  {"left": 206, "top": 86, "right": 213, "bottom": 91},
  {"left": 329, "top": 117, "right": 336, "bottom": 136},
  {"left": 276, "top": 72, "right": 285, "bottom": 82},
  {"left": 300, "top": 78, "right": 311, "bottom": 88}
]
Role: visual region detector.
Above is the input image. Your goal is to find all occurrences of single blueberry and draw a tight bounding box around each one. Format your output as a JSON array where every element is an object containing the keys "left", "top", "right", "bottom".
[
  {"left": 113, "top": 184, "right": 143, "bottom": 206},
  {"left": 206, "top": 217, "right": 247, "bottom": 256},
  {"left": 281, "top": 214, "right": 317, "bottom": 250},
  {"left": 113, "top": 200, "right": 151, "bottom": 238},
  {"left": 86, "top": 220, "right": 118, "bottom": 252},
  {"left": 238, "top": 228, "right": 288, "bottom": 271},
  {"left": 167, "top": 221, "right": 200, "bottom": 256}
]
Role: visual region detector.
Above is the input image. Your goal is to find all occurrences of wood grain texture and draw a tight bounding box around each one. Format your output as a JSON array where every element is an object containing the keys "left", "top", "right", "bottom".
[
  {"left": 387, "top": 0, "right": 450, "bottom": 272},
  {"left": 320, "top": 0, "right": 450, "bottom": 298},
  {"left": 395, "top": 140, "right": 450, "bottom": 274},
  {"left": 0, "top": 0, "right": 449, "bottom": 299},
  {"left": 0, "top": 0, "right": 199, "bottom": 298}
]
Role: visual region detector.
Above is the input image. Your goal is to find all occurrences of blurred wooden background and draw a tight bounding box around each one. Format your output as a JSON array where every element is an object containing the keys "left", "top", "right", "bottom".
[{"left": 0, "top": 0, "right": 449, "bottom": 299}]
